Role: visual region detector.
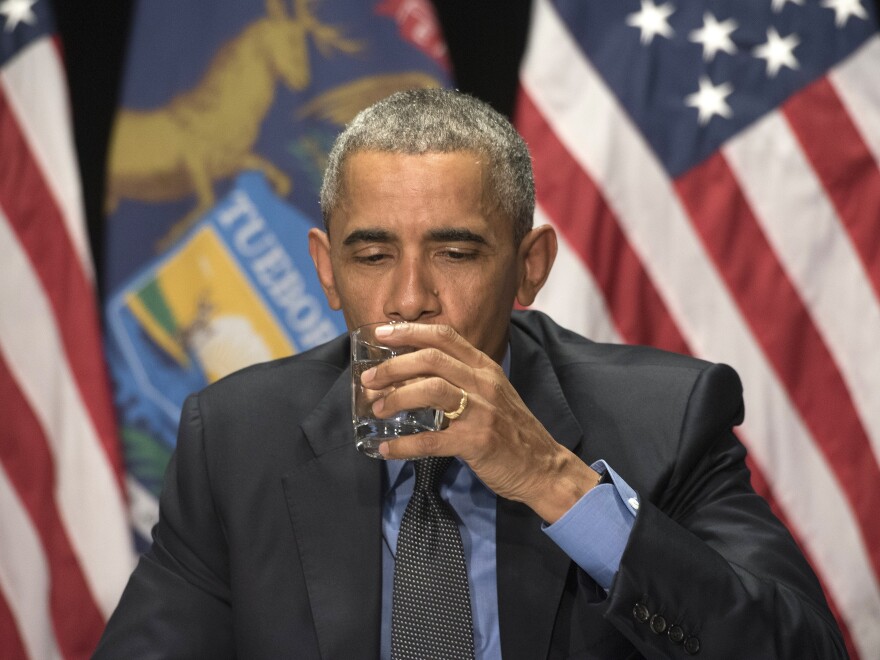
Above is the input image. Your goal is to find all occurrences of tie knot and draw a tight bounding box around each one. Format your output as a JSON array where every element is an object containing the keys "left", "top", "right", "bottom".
[{"left": 413, "top": 456, "right": 453, "bottom": 493}]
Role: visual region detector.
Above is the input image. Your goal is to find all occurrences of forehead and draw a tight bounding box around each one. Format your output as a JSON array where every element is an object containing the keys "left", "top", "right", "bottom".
[
  {"left": 330, "top": 150, "right": 506, "bottom": 236},
  {"left": 342, "top": 149, "right": 486, "bottom": 191}
]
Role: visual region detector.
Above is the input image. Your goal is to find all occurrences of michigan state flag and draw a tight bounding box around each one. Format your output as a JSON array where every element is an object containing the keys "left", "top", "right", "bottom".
[{"left": 103, "top": 0, "right": 450, "bottom": 543}]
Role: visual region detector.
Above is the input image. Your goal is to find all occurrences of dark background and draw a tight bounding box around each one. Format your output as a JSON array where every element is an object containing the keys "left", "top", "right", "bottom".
[{"left": 52, "top": 1, "right": 533, "bottom": 283}]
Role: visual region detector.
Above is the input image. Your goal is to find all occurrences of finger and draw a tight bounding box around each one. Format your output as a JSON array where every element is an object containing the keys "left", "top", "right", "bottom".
[
  {"left": 378, "top": 430, "right": 466, "bottom": 461},
  {"left": 371, "top": 377, "right": 466, "bottom": 419},
  {"left": 361, "top": 348, "right": 471, "bottom": 392},
  {"left": 374, "top": 323, "right": 492, "bottom": 367}
]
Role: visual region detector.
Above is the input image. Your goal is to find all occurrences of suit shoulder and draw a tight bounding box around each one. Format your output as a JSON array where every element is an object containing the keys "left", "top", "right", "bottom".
[
  {"left": 512, "top": 310, "right": 742, "bottom": 415},
  {"left": 196, "top": 332, "right": 348, "bottom": 406},
  {"left": 512, "top": 309, "right": 714, "bottom": 372}
]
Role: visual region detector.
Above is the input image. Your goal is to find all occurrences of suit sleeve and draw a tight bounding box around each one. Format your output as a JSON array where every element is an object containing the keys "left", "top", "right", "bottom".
[
  {"left": 94, "top": 394, "right": 235, "bottom": 659},
  {"left": 601, "top": 363, "right": 846, "bottom": 659}
]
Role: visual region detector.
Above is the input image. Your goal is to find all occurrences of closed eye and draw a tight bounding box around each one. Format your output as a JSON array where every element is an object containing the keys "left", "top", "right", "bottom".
[
  {"left": 437, "top": 249, "right": 479, "bottom": 261},
  {"left": 353, "top": 251, "right": 391, "bottom": 264}
]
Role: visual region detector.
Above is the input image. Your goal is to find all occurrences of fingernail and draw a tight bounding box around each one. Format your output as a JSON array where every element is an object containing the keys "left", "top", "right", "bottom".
[
  {"left": 361, "top": 366, "right": 376, "bottom": 382},
  {"left": 374, "top": 324, "right": 397, "bottom": 338},
  {"left": 378, "top": 442, "right": 390, "bottom": 458}
]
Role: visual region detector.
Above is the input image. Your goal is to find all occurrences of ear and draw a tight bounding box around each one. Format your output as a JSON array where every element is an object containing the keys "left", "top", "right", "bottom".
[
  {"left": 308, "top": 228, "right": 342, "bottom": 310},
  {"left": 515, "top": 224, "right": 558, "bottom": 307}
]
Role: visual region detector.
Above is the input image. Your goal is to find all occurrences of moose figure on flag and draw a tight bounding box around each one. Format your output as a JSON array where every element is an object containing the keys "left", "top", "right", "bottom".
[{"left": 106, "top": 0, "right": 361, "bottom": 247}]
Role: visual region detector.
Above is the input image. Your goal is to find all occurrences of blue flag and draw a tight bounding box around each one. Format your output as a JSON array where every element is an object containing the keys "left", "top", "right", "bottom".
[{"left": 103, "top": 0, "right": 450, "bottom": 542}]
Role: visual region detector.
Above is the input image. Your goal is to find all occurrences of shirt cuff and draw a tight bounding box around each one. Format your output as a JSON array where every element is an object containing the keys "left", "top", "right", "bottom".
[{"left": 542, "top": 460, "right": 639, "bottom": 591}]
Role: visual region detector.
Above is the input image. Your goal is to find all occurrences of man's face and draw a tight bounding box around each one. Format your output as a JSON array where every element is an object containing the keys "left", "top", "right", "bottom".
[{"left": 309, "top": 150, "right": 524, "bottom": 363}]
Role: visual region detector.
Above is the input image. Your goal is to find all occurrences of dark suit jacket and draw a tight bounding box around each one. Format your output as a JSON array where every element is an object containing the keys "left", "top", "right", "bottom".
[{"left": 95, "top": 311, "right": 845, "bottom": 659}]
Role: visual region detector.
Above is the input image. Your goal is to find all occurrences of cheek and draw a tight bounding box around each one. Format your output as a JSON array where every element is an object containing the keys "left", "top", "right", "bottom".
[
  {"left": 332, "top": 268, "right": 381, "bottom": 320},
  {"left": 444, "top": 271, "right": 516, "bottom": 337}
]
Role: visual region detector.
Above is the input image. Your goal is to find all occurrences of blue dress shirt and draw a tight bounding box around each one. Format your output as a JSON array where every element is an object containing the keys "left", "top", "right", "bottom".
[
  {"left": 378, "top": 348, "right": 640, "bottom": 659},
  {"left": 379, "top": 459, "right": 639, "bottom": 659}
]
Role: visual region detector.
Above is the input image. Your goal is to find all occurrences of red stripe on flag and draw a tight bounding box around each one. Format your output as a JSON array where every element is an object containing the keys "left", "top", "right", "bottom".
[
  {"left": 783, "top": 76, "right": 880, "bottom": 301},
  {"left": 0, "top": 92, "right": 124, "bottom": 492},
  {"left": 0, "top": 354, "right": 107, "bottom": 658},
  {"left": 0, "top": 589, "right": 28, "bottom": 660},
  {"left": 675, "top": 152, "right": 880, "bottom": 580},
  {"left": 515, "top": 89, "right": 690, "bottom": 354},
  {"left": 746, "top": 451, "right": 859, "bottom": 659},
  {"left": 516, "top": 85, "right": 860, "bottom": 655},
  {"left": 518, "top": 87, "right": 861, "bottom": 652}
]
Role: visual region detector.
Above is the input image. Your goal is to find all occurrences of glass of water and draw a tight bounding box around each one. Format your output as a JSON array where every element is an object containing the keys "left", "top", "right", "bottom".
[{"left": 350, "top": 322, "right": 444, "bottom": 458}]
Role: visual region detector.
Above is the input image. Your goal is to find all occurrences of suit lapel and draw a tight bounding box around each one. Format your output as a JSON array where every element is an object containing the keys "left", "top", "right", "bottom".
[
  {"left": 283, "top": 368, "right": 383, "bottom": 659},
  {"left": 496, "top": 323, "right": 585, "bottom": 658},
  {"left": 280, "top": 321, "right": 588, "bottom": 658}
]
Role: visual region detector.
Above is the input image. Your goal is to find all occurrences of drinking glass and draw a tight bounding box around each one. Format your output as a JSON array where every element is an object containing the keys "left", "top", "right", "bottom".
[{"left": 351, "top": 322, "right": 444, "bottom": 458}]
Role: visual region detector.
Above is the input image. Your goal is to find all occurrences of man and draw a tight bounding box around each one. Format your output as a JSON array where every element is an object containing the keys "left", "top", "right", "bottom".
[{"left": 96, "top": 89, "right": 845, "bottom": 658}]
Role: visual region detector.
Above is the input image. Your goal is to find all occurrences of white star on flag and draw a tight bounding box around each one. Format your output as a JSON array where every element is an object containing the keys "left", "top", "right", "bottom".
[
  {"left": 685, "top": 75, "right": 734, "bottom": 125},
  {"left": 626, "top": 0, "right": 676, "bottom": 45},
  {"left": 753, "top": 26, "right": 801, "bottom": 77},
  {"left": 0, "top": 0, "right": 37, "bottom": 32},
  {"left": 771, "top": 0, "right": 805, "bottom": 12},
  {"left": 689, "top": 12, "right": 738, "bottom": 61},
  {"left": 820, "top": 0, "right": 868, "bottom": 27}
]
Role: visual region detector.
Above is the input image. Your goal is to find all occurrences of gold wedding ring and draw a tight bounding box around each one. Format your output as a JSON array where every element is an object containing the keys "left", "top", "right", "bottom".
[{"left": 444, "top": 388, "right": 469, "bottom": 420}]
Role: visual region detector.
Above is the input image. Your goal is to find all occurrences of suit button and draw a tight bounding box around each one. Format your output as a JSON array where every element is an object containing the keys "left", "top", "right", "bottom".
[
  {"left": 632, "top": 603, "right": 650, "bottom": 623},
  {"left": 649, "top": 614, "right": 667, "bottom": 634},
  {"left": 684, "top": 636, "right": 701, "bottom": 655},
  {"left": 667, "top": 625, "right": 685, "bottom": 644}
]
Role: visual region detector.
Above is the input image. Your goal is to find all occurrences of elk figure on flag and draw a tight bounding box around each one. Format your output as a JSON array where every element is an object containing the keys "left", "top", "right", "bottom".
[
  {"left": 106, "top": 0, "right": 363, "bottom": 248},
  {"left": 101, "top": 0, "right": 451, "bottom": 547}
]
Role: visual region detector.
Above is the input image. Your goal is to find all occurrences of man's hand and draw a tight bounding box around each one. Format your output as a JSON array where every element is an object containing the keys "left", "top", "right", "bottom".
[{"left": 359, "top": 323, "right": 601, "bottom": 523}]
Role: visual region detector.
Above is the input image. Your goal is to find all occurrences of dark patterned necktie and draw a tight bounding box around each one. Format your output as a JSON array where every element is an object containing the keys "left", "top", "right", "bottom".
[{"left": 391, "top": 456, "right": 475, "bottom": 659}]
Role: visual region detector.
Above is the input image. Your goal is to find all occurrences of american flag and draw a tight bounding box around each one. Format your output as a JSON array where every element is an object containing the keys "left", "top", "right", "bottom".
[
  {"left": 516, "top": 0, "right": 880, "bottom": 657},
  {"left": 0, "top": 0, "right": 134, "bottom": 657}
]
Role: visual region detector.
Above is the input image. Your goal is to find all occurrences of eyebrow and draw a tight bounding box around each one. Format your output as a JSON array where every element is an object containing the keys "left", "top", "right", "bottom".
[
  {"left": 426, "top": 228, "right": 488, "bottom": 245},
  {"left": 341, "top": 229, "right": 394, "bottom": 246},
  {"left": 341, "top": 227, "right": 488, "bottom": 246}
]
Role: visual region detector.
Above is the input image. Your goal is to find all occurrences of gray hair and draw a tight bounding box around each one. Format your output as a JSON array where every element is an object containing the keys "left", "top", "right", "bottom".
[{"left": 319, "top": 88, "right": 535, "bottom": 245}]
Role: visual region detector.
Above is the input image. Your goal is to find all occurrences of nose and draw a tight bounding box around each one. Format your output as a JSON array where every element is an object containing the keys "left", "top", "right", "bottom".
[{"left": 383, "top": 256, "right": 440, "bottom": 323}]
